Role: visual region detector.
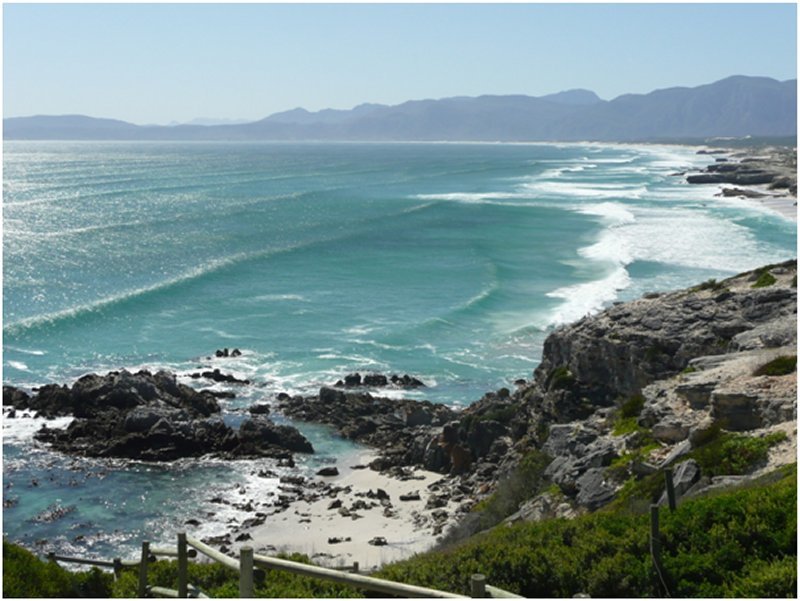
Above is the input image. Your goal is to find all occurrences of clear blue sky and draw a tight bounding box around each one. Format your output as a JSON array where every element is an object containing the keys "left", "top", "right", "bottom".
[{"left": 3, "top": 3, "right": 797, "bottom": 124}]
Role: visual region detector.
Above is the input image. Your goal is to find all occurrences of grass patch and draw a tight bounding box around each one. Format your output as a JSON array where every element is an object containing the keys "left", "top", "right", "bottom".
[
  {"left": 693, "top": 278, "right": 726, "bottom": 292},
  {"left": 753, "top": 355, "right": 796, "bottom": 377},
  {"left": 612, "top": 415, "right": 648, "bottom": 437},
  {"left": 752, "top": 271, "right": 777, "bottom": 288},
  {"left": 681, "top": 365, "right": 698, "bottom": 375}
]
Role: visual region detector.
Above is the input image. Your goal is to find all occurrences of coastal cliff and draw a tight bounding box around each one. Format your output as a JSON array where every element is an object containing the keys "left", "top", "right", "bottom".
[{"left": 453, "top": 259, "right": 797, "bottom": 523}]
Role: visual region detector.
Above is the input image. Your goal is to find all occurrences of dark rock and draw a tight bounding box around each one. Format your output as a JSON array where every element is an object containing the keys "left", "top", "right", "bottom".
[
  {"left": 22, "top": 369, "right": 316, "bottom": 462},
  {"left": 659, "top": 460, "right": 701, "bottom": 506},
  {"left": 327, "top": 537, "right": 351, "bottom": 544},
  {"left": 368, "top": 536, "right": 387, "bottom": 546},
  {"left": 3, "top": 386, "right": 30, "bottom": 407},
  {"left": 316, "top": 467, "right": 340, "bottom": 477},
  {"left": 249, "top": 404, "right": 271, "bottom": 415},
  {"left": 399, "top": 492, "right": 420, "bottom": 502},
  {"left": 574, "top": 468, "right": 616, "bottom": 510},
  {"left": 344, "top": 373, "right": 362, "bottom": 387},
  {"left": 711, "top": 392, "right": 763, "bottom": 431},
  {"left": 238, "top": 417, "right": 314, "bottom": 454},
  {"left": 327, "top": 499, "right": 342, "bottom": 510},
  {"left": 200, "top": 369, "right": 250, "bottom": 385},
  {"left": 363, "top": 374, "right": 388, "bottom": 387}
]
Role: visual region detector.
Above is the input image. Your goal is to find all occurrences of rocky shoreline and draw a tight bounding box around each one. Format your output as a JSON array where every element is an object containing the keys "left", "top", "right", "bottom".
[
  {"left": 4, "top": 258, "right": 797, "bottom": 567},
  {"left": 685, "top": 145, "right": 797, "bottom": 219}
]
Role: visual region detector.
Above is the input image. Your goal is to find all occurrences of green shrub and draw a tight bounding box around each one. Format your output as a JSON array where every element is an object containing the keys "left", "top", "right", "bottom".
[
  {"left": 445, "top": 448, "right": 551, "bottom": 544},
  {"left": 2, "top": 540, "right": 113, "bottom": 598},
  {"left": 612, "top": 416, "right": 645, "bottom": 437},
  {"left": 619, "top": 394, "right": 645, "bottom": 418},
  {"left": 752, "top": 271, "right": 777, "bottom": 288},
  {"left": 725, "top": 556, "right": 797, "bottom": 597},
  {"left": 693, "top": 278, "right": 725, "bottom": 292},
  {"left": 111, "top": 552, "right": 362, "bottom": 598},
  {"left": 378, "top": 466, "right": 796, "bottom": 598},
  {"left": 754, "top": 355, "right": 797, "bottom": 377},
  {"left": 691, "top": 432, "right": 788, "bottom": 477},
  {"left": 548, "top": 366, "right": 575, "bottom": 391}
]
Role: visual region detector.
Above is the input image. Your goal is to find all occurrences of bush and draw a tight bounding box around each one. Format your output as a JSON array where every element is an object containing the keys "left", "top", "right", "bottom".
[
  {"left": 619, "top": 394, "right": 645, "bottom": 418},
  {"left": 441, "top": 448, "right": 551, "bottom": 545},
  {"left": 547, "top": 366, "right": 575, "bottom": 391},
  {"left": 752, "top": 271, "right": 777, "bottom": 288},
  {"left": 754, "top": 355, "right": 797, "bottom": 377},
  {"left": 693, "top": 278, "right": 725, "bottom": 292},
  {"left": 111, "top": 552, "right": 362, "bottom": 598},
  {"left": 377, "top": 466, "right": 796, "bottom": 598},
  {"left": 2, "top": 540, "right": 113, "bottom": 598},
  {"left": 691, "top": 432, "right": 788, "bottom": 477}
]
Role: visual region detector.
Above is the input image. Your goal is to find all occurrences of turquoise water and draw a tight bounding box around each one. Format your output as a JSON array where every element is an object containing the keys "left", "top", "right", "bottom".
[{"left": 3, "top": 141, "right": 796, "bottom": 559}]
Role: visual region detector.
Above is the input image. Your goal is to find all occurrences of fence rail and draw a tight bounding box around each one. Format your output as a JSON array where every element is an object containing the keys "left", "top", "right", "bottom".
[{"left": 46, "top": 530, "right": 521, "bottom": 598}]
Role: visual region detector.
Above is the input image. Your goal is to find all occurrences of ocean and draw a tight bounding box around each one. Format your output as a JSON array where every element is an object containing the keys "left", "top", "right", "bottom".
[{"left": 3, "top": 141, "right": 796, "bottom": 560}]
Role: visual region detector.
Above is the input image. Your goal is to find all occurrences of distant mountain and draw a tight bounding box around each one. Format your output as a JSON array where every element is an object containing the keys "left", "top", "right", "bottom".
[
  {"left": 4, "top": 76, "right": 796, "bottom": 142},
  {"left": 539, "top": 89, "right": 603, "bottom": 106},
  {"left": 179, "top": 117, "right": 255, "bottom": 126}
]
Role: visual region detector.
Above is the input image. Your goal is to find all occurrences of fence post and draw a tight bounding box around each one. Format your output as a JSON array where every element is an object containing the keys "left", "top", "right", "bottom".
[
  {"left": 471, "top": 574, "right": 486, "bottom": 598},
  {"left": 177, "top": 532, "right": 188, "bottom": 598},
  {"left": 650, "top": 504, "right": 670, "bottom": 596},
  {"left": 664, "top": 467, "right": 676, "bottom": 511},
  {"left": 352, "top": 561, "right": 359, "bottom": 574},
  {"left": 138, "top": 541, "right": 150, "bottom": 598},
  {"left": 239, "top": 546, "right": 254, "bottom": 598},
  {"left": 113, "top": 558, "right": 123, "bottom": 582}
]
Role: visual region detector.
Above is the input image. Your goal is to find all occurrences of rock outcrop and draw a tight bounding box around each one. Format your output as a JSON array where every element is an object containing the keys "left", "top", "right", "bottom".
[
  {"left": 686, "top": 148, "right": 797, "bottom": 196},
  {"left": 500, "top": 260, "right": 797, "bottom": 516},
  {"left": 5, "top": 370, "right": 313, "bottom": 462}
]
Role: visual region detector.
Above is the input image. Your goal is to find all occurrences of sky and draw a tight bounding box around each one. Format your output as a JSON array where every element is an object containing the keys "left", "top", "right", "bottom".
[{"left": 3, "top": 3, "right": 797, "bottom": 125}]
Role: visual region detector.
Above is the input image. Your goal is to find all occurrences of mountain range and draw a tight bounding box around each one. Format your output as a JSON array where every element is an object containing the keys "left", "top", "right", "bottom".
[{"left": 4, "top": 76, "right": 796, "bottom": 142}]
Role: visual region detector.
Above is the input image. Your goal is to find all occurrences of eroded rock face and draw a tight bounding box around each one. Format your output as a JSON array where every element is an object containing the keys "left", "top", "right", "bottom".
[
  {"left": 519, "top": 261, "right": 796, "bottom": 425},
  {"left": 495, "top": 261, "right": 796, "bottom": 517}
]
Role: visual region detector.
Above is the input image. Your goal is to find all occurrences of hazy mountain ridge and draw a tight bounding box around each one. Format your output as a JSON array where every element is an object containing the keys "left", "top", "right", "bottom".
[{"left": 4, "top": 76, "right": 796, "bottom": 141}]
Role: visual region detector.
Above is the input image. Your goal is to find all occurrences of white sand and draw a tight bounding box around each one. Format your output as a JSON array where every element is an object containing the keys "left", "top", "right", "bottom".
[
  {"left": 757, "top": 195, "right": 797, "bottom": 221},
  {"left": 237, "top": 451, "right": 461, "bottom": 571}
]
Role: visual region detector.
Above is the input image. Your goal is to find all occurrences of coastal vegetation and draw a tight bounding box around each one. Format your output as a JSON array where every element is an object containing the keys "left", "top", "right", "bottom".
[
  {"left": 753, "top": 354, "right": 797, "bottom": 377},
  {"left": 3, "top": 460, "right": 797, "bottom": 598},
  {"left": 2, "top": 540, "right": 112, "bottom": 597},
  {"left": 6, "top": 465, "right": 793, "bottom": 598}
]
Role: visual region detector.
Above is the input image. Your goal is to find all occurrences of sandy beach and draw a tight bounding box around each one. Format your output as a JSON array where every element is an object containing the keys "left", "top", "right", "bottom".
[
  {"left": 232, "top": 451, "right": 463, "bottom": 571},
  {"left": 753, "top": 193, "right": 797, "bottom": 221}
]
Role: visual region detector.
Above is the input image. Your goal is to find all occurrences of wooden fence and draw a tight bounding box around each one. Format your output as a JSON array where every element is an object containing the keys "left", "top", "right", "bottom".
[{"left": 47, "top": 531, "right": 522, "bottom": 598}]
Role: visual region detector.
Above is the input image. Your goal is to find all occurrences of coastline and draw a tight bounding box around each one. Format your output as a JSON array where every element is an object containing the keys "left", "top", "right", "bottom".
[
  {"left": 3, "top": 140, "right": 796, "bottom": 570},
  {"left": 691, "top": 145, "right": 797, "bottom": 221}
]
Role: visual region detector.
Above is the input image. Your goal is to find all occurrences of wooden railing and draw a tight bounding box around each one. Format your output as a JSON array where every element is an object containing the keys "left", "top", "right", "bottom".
[{"left": 46, "top": 531, "right": 521, "bottom": 598}]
